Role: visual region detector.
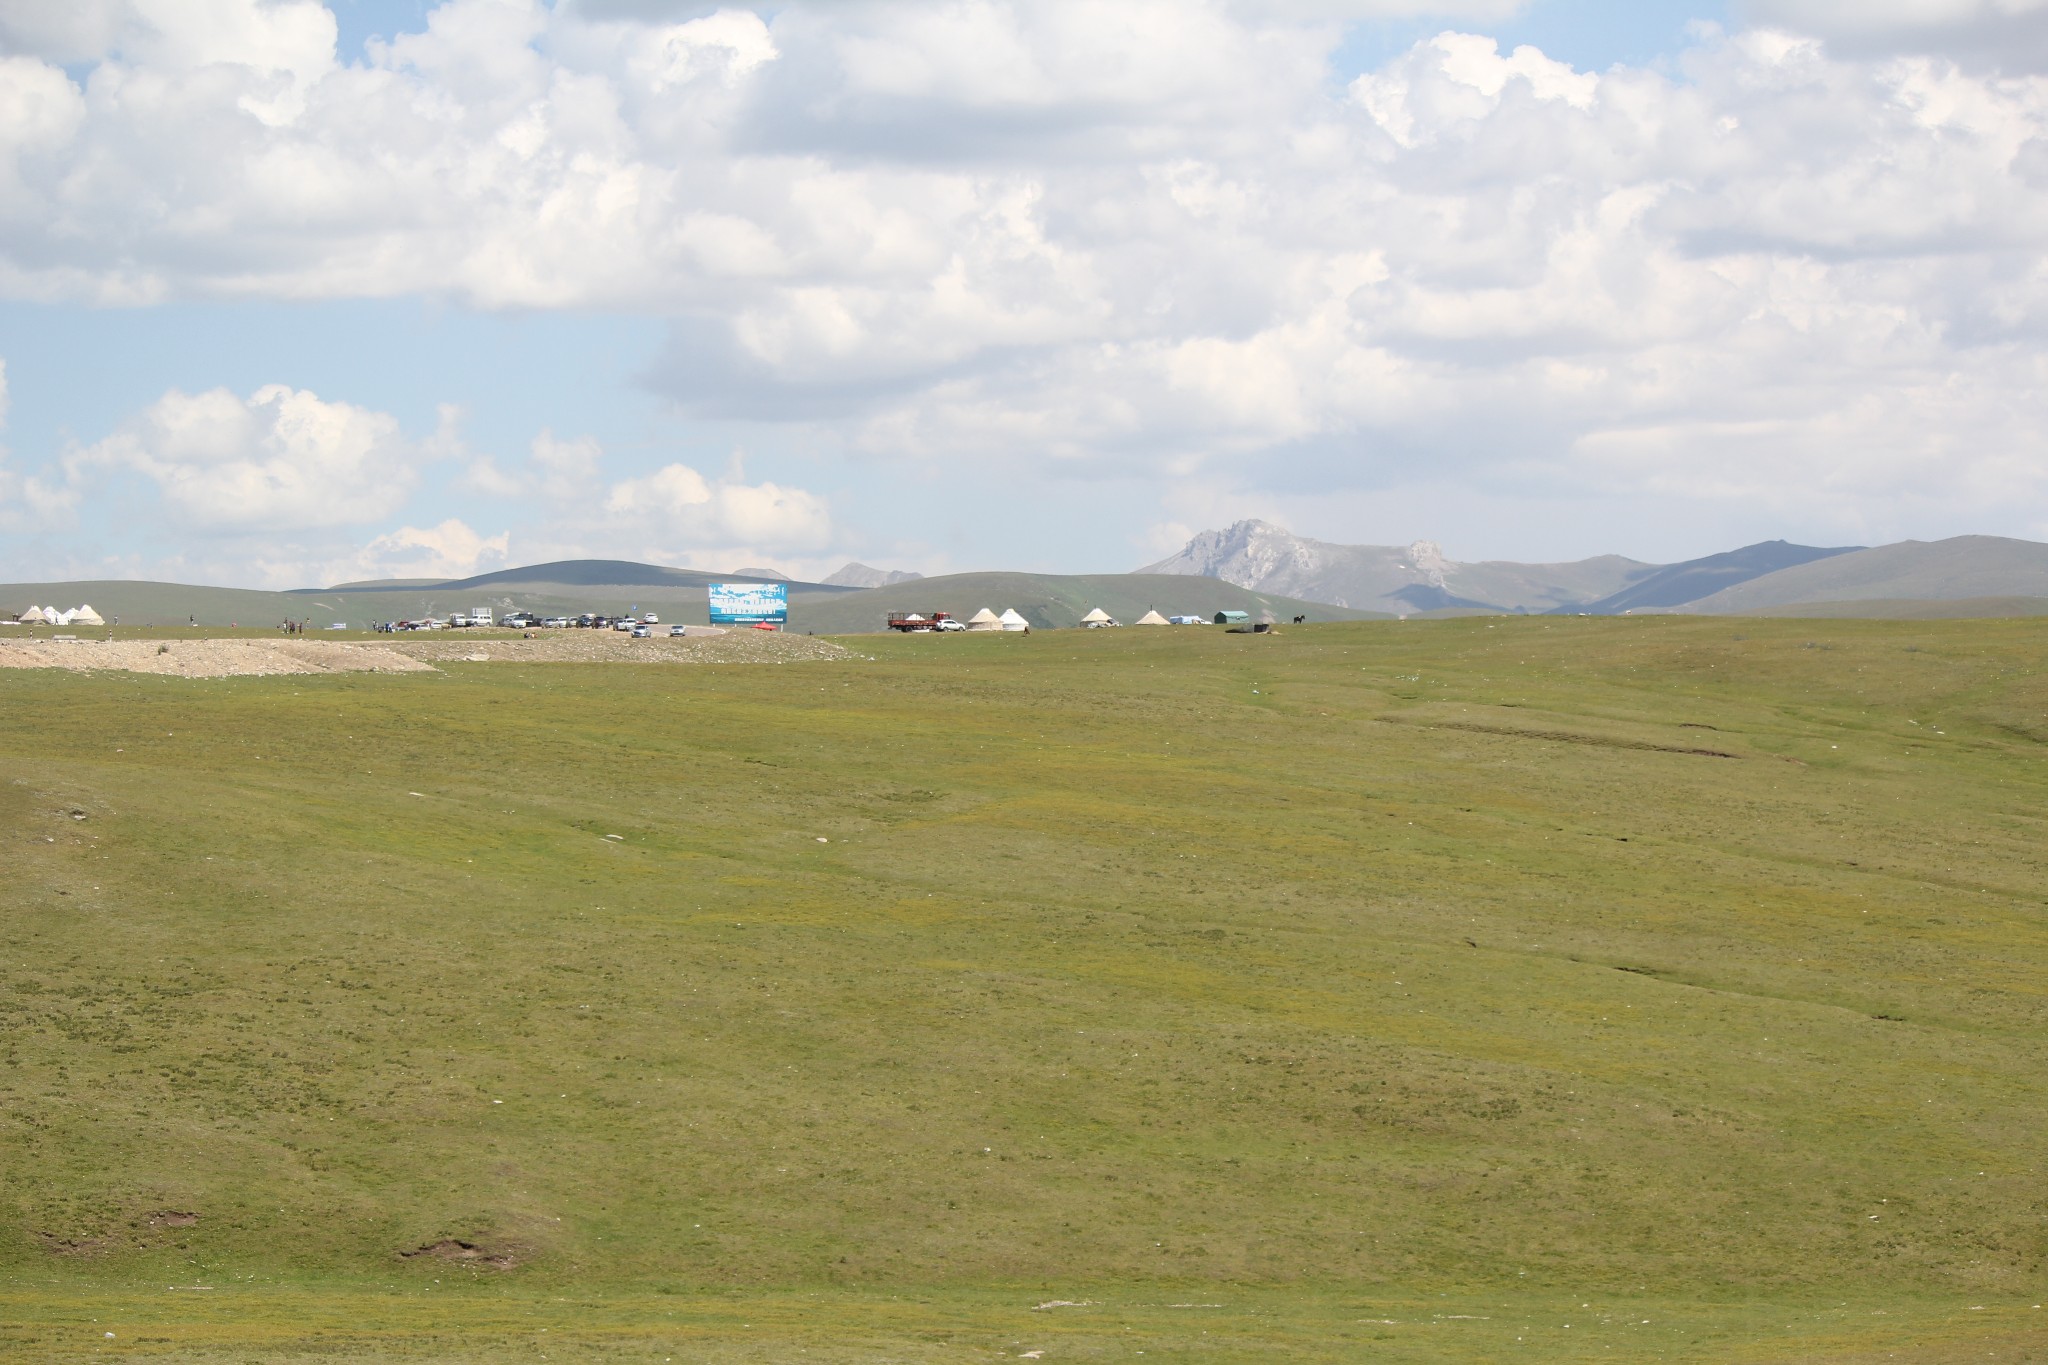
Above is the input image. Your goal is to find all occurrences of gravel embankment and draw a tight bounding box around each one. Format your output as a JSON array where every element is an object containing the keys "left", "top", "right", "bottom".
[
  {"left": 0, "top": 627, "right": 855, "bottom": 677},
  {"left": 0, "top": 639, "right": 436, "bottom": 678}
]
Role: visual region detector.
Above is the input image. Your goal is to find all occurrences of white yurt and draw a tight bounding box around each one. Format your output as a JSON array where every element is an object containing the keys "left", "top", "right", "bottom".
[
  {"left": 17, "top": 605, "right": 48, "bottom": 624},
  {"left": 998, "top": 608, "right": 1030, "bottom": 632},
  {"left": 1134, "top": 609, "right": 1169, "bottom": 626},
  {"left": 1080, "top": 607, "right": 1112, "bottom": 625},
  {"left": 48, "top": 608, "right": 75, "bottom": 626},
  {"left": 966, "top": 608, "right": 1002, "bottom": 631},
  {"left": 70, "top": 604, "right": 105, "bottom": 626}
]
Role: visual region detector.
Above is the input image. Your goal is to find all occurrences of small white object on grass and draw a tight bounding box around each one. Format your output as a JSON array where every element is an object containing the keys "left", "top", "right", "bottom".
[{"left": 816, "top": 836, "right": 828, "bottom": 842}]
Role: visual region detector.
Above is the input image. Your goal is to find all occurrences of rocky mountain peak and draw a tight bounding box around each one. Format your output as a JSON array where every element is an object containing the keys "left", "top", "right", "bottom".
[{"left": 822, "top": 562, "right": 924, "bottom": 589}]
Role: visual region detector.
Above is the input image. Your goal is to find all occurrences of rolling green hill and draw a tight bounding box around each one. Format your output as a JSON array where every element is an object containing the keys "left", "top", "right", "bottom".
[
  {"left": 0, "top": 580, "right": 320, "bottom": 628},
  {"left": 1680, "top": 535, "right": 2048, "bottom": 613},
  {"left": 3, "top": 618, "right": 2046, "bottom": 1361},
  {"left": 1582, "top": 540, "right": 1862, "bottom": 614}
]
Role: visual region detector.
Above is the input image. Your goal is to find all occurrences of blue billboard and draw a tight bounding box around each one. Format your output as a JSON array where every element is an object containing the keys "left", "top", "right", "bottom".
[{"left": 708, "top": 582, "right": 788, "bottom": 625}]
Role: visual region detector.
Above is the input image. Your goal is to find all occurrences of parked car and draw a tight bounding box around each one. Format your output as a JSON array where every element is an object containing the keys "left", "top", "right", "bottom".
[
  {"left": 934, "top": 617, "right": 967, "bottom": 631},
  {"left": 501, "top": 613, "right": 537, "bottom": 629},
  {"left": 642, "top": 613, "right": 660, "bottom": 624},
  {"left": 542, "top": 617, "right": 571, "bottom": 629},
  {"left": 631, "top": 623, "right": 652, "bottom": 638},
  {"left": 669, "top": 625, "right": 690, "bottom": 637},
  {"left": 613, "top": 620, "right": 635, "bottom": 632}
]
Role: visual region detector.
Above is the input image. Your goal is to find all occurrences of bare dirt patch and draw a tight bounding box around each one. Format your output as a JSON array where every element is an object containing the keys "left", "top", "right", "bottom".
[
  {"left": 400, "top": 1238, "right": 519, "bottom": 1269},
  {"left": 0, "top": 639, "right": 436, "bottom": 678},
  {"left": 34, "top": 1231, "right": 117, "bottom": 1257}
]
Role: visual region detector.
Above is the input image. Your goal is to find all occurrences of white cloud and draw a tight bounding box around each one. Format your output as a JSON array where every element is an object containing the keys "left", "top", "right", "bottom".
[
  {"left": 604, "top": 456, "right": 833, "bottom": 557},
  {"left": 71, "top": 382, "right": 417, "bottom": 529},
  {"left": 3, "top": 1, "right": 2047, "bottom": 551},
  {"left": 1740, "top": 0, "right": 2048, "bottom": 68},
  {"left": 339, "top": 518, "right": 513, "bottom": 581},
  {"left": 532, "top": 428, "right": 603, "bottom": 484},
  {"left": 462, "top": 426, "right": 603, "bottom": 497}
]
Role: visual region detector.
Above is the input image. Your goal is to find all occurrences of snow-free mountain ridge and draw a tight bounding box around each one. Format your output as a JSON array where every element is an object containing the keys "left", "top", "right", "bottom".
[
  {"left": 822, "top": 562, "right": 925, "bottom": 588},
  {"left": 1138, "top": 520, "right": 1656, "bottom": 615},
  {"left": 1141, "top": 521, "right": 2048, "bottom": 616}
]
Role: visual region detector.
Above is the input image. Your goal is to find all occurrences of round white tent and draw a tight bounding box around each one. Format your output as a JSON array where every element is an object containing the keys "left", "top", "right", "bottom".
[
  {"left": 70, "top": 604, "right": 105, "bottom": 626},
  {"left": 998, "top": 608, "right": 1030, "bottom": 632},
  {"left": 1080, "top": 607, "right": 1112, "bottom": 624},
  {"left": 966, "top": 608, "right": 1002, "bottom": 631},
  {"left": 17, "top": 605, "right": 48, "bottom": 624},
  {"left": 1134, "top": 609, "right": 1170, "bottom": 626}
]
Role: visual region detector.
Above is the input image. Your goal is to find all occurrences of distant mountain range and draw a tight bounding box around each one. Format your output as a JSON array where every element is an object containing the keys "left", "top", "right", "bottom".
[
  {"left": 1139, "top": 520, "right": 2048, "bottom": 617},
  {"left": 9, "top": 530, "right": 2048, "bottom": 631}
]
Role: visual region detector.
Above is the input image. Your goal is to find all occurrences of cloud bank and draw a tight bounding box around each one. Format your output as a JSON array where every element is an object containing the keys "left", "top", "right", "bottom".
[{"left": 2, "top": 0, "right": 2045, "bottom": 569}]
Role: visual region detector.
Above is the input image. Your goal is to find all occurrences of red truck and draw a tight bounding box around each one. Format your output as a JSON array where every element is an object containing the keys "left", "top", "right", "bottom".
[{"left": 886, "top": 611, "right": 962, "bottom": 632}]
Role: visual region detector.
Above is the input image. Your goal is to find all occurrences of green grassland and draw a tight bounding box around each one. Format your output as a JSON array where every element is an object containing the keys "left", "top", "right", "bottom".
[
  {"left": 3, "top": 617, "right": 2046, "bottom": 1362},
  {"left": 1740, "top": 596, "right": 2048, "bottom": 620}
]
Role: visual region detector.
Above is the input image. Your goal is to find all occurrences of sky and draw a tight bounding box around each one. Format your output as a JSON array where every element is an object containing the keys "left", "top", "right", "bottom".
[{"left": 2, "top": 0, "right": 2047, "bottom": 587}]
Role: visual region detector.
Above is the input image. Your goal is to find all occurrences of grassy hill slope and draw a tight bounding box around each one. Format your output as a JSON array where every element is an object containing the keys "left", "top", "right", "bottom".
[
  {"left": 3, "top": 619, "right": 2046, "bottom": 1361},
  {"left": 1679, "top": 535, "right": 2048, "bottom": 612},
  {"left": 0, "top": 580, "right": 318, "bottom": 628},
  {"left": 1582, "top": 540, "right": 1863, "bottom": 614}
]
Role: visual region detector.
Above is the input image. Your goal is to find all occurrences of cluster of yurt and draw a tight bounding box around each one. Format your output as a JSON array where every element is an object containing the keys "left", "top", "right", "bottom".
[
  {"left": 963, "top": 608, "right": 1032, "bottom": 631},
  {"left": 957, "top": 605, "right": 1187, "bottom": 631},
  {"left": 13, "top": 604, "right": 103, "bottom": 626}
]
